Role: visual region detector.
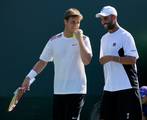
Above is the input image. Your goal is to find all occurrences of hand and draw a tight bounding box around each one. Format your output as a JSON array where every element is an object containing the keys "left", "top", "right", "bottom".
[
  {"left": 142, "top": 96, "right": 147, "bottom": 104},
  {"left": 74, "top": 29, "right": 83, "bottom": 40},
  {"left": 20, "top": 77, "right": 30, "bottom": 93},
  {"left": 99, "top": 56, "right": 113, "bottom": 64}
]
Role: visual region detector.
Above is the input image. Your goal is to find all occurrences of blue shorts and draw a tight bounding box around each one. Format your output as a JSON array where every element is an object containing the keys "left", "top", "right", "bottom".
[{"left": 143, "top": 105, "right": 147, "bottom": 116}]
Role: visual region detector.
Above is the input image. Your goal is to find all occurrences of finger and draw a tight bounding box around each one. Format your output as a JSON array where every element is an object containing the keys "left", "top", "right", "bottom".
[
  {"left": 79, "top": 29, "right": 83, "bottom": 34},
  {"left": 20, "top": 86, "right": 28, "bottom": 93},
  {"left": 27, "top": 86, "right": 30, "bottom": 91}
]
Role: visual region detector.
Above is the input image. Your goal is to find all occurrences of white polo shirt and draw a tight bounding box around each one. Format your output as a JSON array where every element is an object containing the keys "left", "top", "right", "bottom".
[
  {"left": 40, "top": 32, "right": 92, "bottom": 94},
  {"left": 100, "top": 27, "right": 139, "bottom": 91}
]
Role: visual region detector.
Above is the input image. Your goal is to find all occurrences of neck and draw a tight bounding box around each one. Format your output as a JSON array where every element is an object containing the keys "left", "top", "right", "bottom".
[{"left": 64, "top": 29, "right": 73, "bottom": 38}]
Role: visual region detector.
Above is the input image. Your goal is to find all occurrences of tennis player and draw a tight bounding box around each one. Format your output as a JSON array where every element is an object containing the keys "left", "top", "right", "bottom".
[
  {"left": 96, "top": 6, "right": 142, "bottom": 120},
  {"left": 140, "top": 86, "right": 147, "bottom": 120},
  {"left": 20, "top": 8, "right": 92, "bottom": 120}
]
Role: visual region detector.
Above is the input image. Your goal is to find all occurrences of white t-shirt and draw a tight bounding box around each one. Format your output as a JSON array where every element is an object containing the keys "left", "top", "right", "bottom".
[
  {"left": 100, "top": 27, "right": 139, "bottom": 91},
  {"left": 40, "top": 32, "right": 92, "bottom": 94}
]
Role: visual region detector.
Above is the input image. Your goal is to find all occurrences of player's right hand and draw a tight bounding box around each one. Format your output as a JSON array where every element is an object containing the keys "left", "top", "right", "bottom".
[{"left": 20, "top": 77, "right": 30, "bottom": 92}]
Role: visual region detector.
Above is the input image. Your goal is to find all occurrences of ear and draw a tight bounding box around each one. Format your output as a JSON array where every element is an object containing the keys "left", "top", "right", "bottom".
[
  {"left": 112, "top": 15, "right": 116, "bottom": 21},
  {"left": 64, "top": 19, "right": 68, "bottom": 25}
]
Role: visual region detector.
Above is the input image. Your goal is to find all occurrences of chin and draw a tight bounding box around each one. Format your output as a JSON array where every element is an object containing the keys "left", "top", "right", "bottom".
[
  {"left": 104, "top": 26, "right": 108, "bottom": 30},
  {"left": 104, "top": 25, "right": 108, "bottom": 29}
]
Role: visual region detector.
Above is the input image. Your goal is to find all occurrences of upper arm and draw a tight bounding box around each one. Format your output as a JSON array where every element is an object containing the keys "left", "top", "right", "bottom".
[
  {"left": 84, "top": 36, "right": 93, "bottom": 56},
  {"left": 39, "top": 40, "right": 54, "bottom": 62},
  {"left": 123, "top": 33, "right": 139, "bottom": 59}
]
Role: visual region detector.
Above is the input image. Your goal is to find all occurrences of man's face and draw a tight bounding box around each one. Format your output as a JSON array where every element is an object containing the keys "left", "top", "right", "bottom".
[
  {"left": 100, "top": 15, "right": 115, "bottom": 30},
  {"left": 64, "top": 16, "right": 81, "bottom": 33}
]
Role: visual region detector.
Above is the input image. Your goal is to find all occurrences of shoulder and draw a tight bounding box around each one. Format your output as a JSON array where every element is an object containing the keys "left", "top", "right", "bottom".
[
  {"left": 82, "top": 35, "right": 91, "bottom": 44},
  {"left": 49, "top": 33, "right": 63, "bottom": 41},
  {"left": 83, "top": 35, "right": 89, "bottom": 41},
  {"left": 101, "top": 32, "right": 109, "bottom": 41},
  {"left": 119, "top": 27, "right": 133, "bottom": 38}
]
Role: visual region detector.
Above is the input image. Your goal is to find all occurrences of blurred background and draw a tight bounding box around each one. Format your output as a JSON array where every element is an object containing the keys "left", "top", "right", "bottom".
[{"left": 1, "top": 0, "right": 147, "bottom": 119}]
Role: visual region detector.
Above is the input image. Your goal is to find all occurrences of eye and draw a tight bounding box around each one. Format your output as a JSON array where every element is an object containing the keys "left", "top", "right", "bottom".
[
  {"left": 103, "top": 17, "right": 109, "bottom": 20},
  {"left": 72, "top": 21, "right": 80, "bottom": 24},
  {"left": 77, "top": 21, "right": 80, "bottom": 24}
]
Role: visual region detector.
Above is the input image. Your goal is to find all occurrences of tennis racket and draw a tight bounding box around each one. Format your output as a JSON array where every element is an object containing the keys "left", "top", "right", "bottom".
[{"left": 8, "top": 78, "right": 35, "bottom": 112}]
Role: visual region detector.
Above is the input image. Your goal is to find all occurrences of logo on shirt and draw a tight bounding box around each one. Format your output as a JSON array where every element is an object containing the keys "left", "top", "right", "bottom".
[
  {"left": 72, "top": 43, "right": 78, "bottom": 46},
  {"left": 112, "top": 42, "right": 116, "bottom": 47}
]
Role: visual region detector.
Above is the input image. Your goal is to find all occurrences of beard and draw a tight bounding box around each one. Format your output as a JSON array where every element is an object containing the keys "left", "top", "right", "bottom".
[{"left": 104, "top": 22, "right": 116, "bottom": 30}]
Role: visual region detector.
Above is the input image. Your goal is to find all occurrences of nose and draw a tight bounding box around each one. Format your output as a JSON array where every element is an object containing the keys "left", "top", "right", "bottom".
[
  {"left": 101, "top": 20, "right": 105, "bottom": 25},
  {"left": 73, "top": 22, "right": 79, "bottom": 28}
]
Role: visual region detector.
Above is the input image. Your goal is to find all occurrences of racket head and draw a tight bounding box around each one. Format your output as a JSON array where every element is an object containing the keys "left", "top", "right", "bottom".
[
  {"left": 8, "top": 94, "right": 17, "bottom": 112},
  {"left": 8, "top": 87, "right": 24, "bottom": 112}
]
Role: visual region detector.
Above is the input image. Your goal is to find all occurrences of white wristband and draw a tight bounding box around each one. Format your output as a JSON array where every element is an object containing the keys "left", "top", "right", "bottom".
[{"left": 26, "top": 69, "right": 37, "bottom": 80}]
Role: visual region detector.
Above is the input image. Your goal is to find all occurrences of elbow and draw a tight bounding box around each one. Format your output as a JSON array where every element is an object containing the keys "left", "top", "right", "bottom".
[
  {"left": 130, "top": 57, "right": 137, "bottom": 64},
  {"left": 83, "top": 54, "right": 92, "bottom": 65},
  {"left": 132, "top": 59, "right": 137, "bottom": 64},
  {"left": 125, "top": 57, "right": 137, "bottom": 65}
]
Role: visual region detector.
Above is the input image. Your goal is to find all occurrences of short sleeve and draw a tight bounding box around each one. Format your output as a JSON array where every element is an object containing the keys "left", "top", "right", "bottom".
[
  {"left": 123, "top": 33, "right": 139, "bottom": 59},
  {"left": 99, "top": 37, "right": 104, "bottom": 59},
  {"left": 39, "top": 40, "right": 53, "bottom": 62},
  {"left": 84, "top": 36, "right": 93, "bottom": 56}
]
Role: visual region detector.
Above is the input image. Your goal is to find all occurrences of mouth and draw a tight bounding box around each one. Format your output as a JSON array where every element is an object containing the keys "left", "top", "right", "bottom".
[
  {"left": 103, "top": 24, "right": 108, "bottom": 28},
  {"left": 72, "top": 28, "right": 78, "bottom": 32}
]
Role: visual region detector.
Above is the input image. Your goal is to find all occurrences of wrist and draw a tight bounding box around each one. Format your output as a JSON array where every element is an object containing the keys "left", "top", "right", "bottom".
[
  {"left": 26, "top": 69, "right": 37, "bottom": 80},
  {"left": 25, "top": 76, "right": 31, "bottom": 81},
  {"left": 113, "top": 56, "right": 120, "bottom": 63}
]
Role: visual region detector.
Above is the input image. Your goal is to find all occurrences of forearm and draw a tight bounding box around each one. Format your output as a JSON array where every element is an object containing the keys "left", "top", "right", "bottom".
[
  {"left": 26, "top": 60, "right": 48, "bottom": 80},
  {"left": 78, "top": 39, "right": 92, "bottom": 65},
  {"left": 100, "top": 55, "right": 136, "bottom": 65},
  {"left": 32, "top": 60, "right": 48, "bottom": 74},
  {"left": 112, "top": 56, "right": 136, "bottom": 64},
  {"left": 22, "top": 60, "right": 48, "bottom": 91}
]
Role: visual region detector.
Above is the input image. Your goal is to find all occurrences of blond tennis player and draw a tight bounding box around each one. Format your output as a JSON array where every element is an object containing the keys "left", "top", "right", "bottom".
[{"left": 20, "top": 8, "right": 92, "bottom": 120}]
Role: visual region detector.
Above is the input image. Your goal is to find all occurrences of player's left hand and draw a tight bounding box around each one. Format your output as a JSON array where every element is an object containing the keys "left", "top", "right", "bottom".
[
  {"left": 74, "top": 29, "right": 83, "bottom": 40},
  {"left": 142, "top": 96, "right": 147, "bottom": 104},
  {"left": 99, "top": 56, "right": 113, "bottom": 64}
]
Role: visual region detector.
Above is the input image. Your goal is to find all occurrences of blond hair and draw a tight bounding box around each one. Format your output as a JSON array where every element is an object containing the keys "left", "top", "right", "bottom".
[{"left": 64, "top": 8, "right": 83, "bottom": 20}]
